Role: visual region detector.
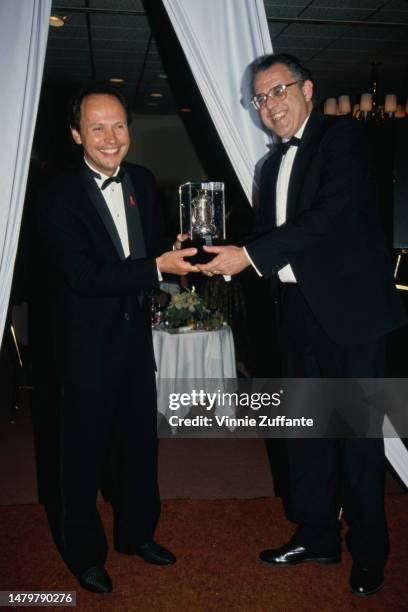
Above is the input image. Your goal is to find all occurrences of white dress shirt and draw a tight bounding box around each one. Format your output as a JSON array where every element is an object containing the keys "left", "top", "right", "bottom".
[
  {"left": 84, "top": 158, "right": 163, "bottom": 280},
  {"left": 245, "top": 114, "right": 311, "bottom": 281},
  {"left": 85, "top": 158, "right": 130, "bottom": 258}
]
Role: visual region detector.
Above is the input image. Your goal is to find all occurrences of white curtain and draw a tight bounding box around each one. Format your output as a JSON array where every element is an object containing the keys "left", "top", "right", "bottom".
[
  {"left": 0, "top": 0, "right": 51, "bottom": 346},
  {"left": 162, "top": 0, "right": 272, "bottom": 204},
  {"left": 163, "top": 0, "right": 408, "bottom": 485},
  {"left": 383, "top": 417, "right": 408, "bottom": 487}
]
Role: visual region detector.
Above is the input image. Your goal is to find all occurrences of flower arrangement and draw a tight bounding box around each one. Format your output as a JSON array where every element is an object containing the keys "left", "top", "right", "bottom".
[{"left": 165, "top": 288, "right": 209, "bottom": 328}]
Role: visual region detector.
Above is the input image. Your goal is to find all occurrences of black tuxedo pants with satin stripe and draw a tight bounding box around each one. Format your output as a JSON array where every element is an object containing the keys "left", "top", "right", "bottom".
[
  {"left": 48, "top": 368, "right": 160, "bottom": 575},
  {"left": 278, "top": 284, "right": 389, "bottom": 566}
]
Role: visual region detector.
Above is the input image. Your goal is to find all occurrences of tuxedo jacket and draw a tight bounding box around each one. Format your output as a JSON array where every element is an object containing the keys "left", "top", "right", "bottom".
[
  {"left": 246, "top": 110, "right": 406, "bottom": 345},
  {"left": 38, "top": 162, "right": 162, "bottom": 391}
]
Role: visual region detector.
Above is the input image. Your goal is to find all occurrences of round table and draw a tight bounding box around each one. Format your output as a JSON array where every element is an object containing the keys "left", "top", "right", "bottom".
[
  {"left": 153, "top": 326, "right": 237, "bottom": 429},
  {"left": 153, "top": 325, "right": 236, "bottom": 379}
]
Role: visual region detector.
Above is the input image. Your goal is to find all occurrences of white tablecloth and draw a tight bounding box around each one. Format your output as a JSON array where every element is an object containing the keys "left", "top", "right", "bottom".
[
  {"left": 153, "top": 326, "right": 237, "bottom": 428},
  {"left": 153, "top": 325, "right": 236, "bottom": 379}
]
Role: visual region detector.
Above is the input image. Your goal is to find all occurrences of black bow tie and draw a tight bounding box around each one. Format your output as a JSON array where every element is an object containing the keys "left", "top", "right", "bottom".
[
  {"left": 100, "top": 168, "right": 125, "bottom": 190},
  {"left": 277, "top": 136, "right": 301, "bottom": 156}
]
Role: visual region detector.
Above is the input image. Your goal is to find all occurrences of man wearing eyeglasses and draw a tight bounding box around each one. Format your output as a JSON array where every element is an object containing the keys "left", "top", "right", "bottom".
[{"left": 198, "top": 54, "right": 406, "bottom": 596}]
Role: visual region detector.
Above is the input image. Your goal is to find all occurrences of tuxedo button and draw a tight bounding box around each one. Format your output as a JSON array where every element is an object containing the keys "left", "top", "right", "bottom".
[{"left": 124, "top": 312, "right": 130, "bottom": 321}]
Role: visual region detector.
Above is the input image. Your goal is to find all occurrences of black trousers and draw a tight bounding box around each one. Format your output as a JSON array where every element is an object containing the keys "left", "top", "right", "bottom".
[
  {"left": 279, "top": 284, "right": 388, "bottom": 566},
  {"left": 48, "top": 366, "right": 160, "bottom": 574}
]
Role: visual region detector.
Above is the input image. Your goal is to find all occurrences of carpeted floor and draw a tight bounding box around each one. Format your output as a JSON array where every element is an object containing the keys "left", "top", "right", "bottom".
[
  {"left": 0, "top": 410, "right": 403, "bottom": 505},
  {"left": 1, "top": 496, "right": 407, "bottom": 611},
  {"left": 0, "top": 413, "right": 276, "bottom": 504}
]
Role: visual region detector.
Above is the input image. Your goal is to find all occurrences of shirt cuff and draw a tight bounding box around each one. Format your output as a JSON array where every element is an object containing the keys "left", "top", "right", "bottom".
[{"left": 243, "top": 247, "right": 262, "bottom": 277}]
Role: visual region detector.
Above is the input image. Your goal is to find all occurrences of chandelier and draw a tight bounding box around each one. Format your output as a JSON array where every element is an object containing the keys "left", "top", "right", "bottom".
[{"left": 323, "top": 62, "right": 407, "bottom": 123}]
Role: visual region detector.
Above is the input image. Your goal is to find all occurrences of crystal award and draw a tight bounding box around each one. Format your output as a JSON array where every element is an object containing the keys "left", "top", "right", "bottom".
[{"left": 179, "top": 182, "right": 226, "bottom": 263}]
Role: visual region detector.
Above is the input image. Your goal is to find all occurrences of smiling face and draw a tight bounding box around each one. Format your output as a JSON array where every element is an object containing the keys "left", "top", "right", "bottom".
[
  {"left": 254, "top": 63, "right": 313, "bottom": 139},
  {"left": 71, "top": 93, "right": 130, "bottom": 176}
]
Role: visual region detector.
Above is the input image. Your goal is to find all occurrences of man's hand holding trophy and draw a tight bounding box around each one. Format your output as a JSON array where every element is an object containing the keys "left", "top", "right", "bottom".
[{"left": 176, "top": 181, "right": 248, "bottom": 278}]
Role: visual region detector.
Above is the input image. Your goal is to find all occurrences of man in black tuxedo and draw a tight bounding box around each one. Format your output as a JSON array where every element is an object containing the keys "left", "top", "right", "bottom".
[
  {"left": 198, "top": 54, "right": 406, "bottom": 596},
  {"left": 38, "top": 84, "right": 198, "bottom": 593}
]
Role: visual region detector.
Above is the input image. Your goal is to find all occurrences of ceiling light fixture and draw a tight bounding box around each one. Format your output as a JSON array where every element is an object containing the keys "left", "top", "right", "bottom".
[
  {"left": 150, "top": 93, "right": 163, "bottom": 98},
  {"left": 324, "top": 62, "right": 406, "bottom": 123},
  {"left": 109, "top": 78, "right": 124, "bottom": 83},
  {"left": 49, "top": 14, "right": 67, "bottom": 27}
]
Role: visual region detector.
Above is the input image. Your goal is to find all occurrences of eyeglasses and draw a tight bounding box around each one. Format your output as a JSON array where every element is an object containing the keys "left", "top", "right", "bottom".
[{"left": 251, "top": 81, "right": 298, "bottom": 110}]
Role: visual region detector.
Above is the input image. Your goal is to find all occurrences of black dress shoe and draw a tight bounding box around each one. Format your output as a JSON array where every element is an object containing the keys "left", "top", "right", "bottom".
[
  {"left": 260, "top": 541, "right": 341, "bottom": 566},
  {"left": 134, "top": 541, "right": 176, "bottom": 566},
  {"left": 349, "top": 564, "right": 384, "bottom": 596},
  {"left": 76, "top": 566, "right": 112, "bottom": 594}
]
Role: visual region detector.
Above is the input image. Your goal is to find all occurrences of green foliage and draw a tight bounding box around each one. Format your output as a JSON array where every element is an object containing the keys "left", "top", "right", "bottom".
[{"left": 165, "top": 289, "right": 209, "bottom": 328}]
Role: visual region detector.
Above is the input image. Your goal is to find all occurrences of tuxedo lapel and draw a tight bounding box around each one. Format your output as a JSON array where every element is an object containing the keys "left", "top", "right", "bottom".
[
  {"left": 261, "top": 150, "right": 281, "bottom": 228},
  {"left": 286, "top": 142, "right": 311, "bottom": 221},
  {"left": 121, "top": 171, "right": 147, "bottom": 259},
  {"left": 286, "top": 110, "right": 324, "bottom": 220},
  {"left": 79, "top": 165, "right": 126, "bottom": 260},
  {"left": 121, "top": 170, "right": 149, "bottom": 307}
]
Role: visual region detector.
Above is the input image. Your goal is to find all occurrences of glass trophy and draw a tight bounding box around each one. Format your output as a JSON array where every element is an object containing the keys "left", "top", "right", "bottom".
[{"left": 179, "top": 182, "right": 226, "bottom": 263}]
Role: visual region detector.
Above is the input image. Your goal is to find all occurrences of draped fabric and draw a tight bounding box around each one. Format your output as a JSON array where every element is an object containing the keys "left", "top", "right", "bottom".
[
  {"left": 0, "top": 0, "right": 51, "bottom": 346},
  {"left": 383, "top": 417, "right": 408, "bottom": 486},
  {"left": 162, "top": 0, "right": 272, "bottom": 204},
  {"left": 163, "top": 0, "right": 408, "bottom": 484}
]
